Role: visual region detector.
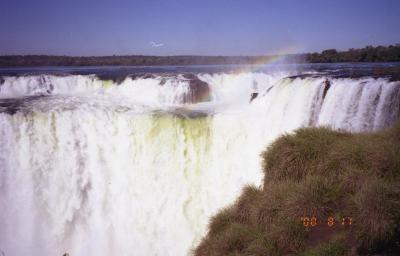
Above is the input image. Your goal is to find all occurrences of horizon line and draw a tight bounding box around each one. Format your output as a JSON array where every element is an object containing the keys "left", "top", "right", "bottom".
[{"left": 1, "top": 43, "right": 399, "bottom": 58}]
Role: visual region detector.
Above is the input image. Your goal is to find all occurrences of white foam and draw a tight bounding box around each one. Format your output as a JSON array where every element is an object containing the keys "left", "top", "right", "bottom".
[{"left": 0, "top": 73, "right": 399, "bottom": 256}]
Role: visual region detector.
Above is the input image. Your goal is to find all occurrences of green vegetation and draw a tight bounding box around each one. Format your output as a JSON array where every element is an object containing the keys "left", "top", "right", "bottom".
[
  {"left": 194, "top": 123, "right": 400, "bottom": 256},
  {"left": 0, "top": 55, "right": 279, "bottom": 67},
  {"left": 0, "top": 44, "right": 399, "bottom": 67},
  {"left": 306, "top": 45, "right": 400, "bottom": 63}
]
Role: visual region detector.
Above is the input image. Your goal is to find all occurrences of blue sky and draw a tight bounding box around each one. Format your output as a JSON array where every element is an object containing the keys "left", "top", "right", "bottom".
[{"left": 1, "top": 0, "right": 399, "bottom": 56}]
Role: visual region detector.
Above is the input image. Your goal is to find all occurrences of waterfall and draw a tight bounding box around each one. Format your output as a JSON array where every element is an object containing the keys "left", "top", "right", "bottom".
[{"left": 0, "top": 72, "right": 399, "bottom": 256}]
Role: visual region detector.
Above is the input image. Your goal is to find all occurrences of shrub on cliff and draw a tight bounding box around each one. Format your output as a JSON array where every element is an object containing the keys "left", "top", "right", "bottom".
[{"left": 194, "top": 123, "right": 400, "bottom": 256}]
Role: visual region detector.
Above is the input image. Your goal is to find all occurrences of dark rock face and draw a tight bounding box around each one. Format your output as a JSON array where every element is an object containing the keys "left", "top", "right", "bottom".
[
  {"left": 250, "top": 92, "right": 258, "bottom": 102},
  {"left": 0, "top": 96, "right": 46, "bottom": 115},
  {"left": 0, "top": 98, "right": 27, "bottom": 115},
  {"left": 0, "top": 99, "right": 21, "bottom": 115},
  {"left": 159, "top": 78, "right": 167, "bottom": 86},
  {"left": 183, "top": 74, "right": 211, "bottom": 104},
  {"left": 322, "top": 79, "right": 331, "bottom": 99},
  {"left": 95, "top": 74, "right": 128, "bottom": 84}
]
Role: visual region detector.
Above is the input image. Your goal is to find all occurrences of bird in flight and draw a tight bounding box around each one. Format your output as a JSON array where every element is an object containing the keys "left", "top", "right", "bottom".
[{"left": 150, "top": 41, "right": 164, "bottom": 47}]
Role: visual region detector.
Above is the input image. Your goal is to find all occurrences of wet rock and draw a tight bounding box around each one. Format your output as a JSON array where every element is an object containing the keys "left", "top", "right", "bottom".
[
  {"left": 322, "top": 79, "right": 331, "bottom": 99},
  {"left": 250, "top": 92, "right": 258, "bottom": 102},
  {"left": 141, "top": 73, "right": 155, "bottom": 79},
  {"left": 183, "top": 74, "right": 211, "bottom": 103},
  {"left": 0, "top": 98, "right": 24, "bottom": 115},
  {"left": 159, "top": 78, "right": 167, "bottom": 86},
  {"left": 95, "top": 73, "right": 128, "bottom": 84},
  {"left": 0, "top": 95, "right": 45, "bottom": 115}
]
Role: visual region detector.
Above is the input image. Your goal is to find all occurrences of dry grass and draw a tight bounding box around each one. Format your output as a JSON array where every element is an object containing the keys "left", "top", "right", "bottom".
[
  {"left": 300, "top": 241, "right": 347, "bottom": 256},
  {"left": 194, "top": 123, "right": 400, "bottom": 256}
]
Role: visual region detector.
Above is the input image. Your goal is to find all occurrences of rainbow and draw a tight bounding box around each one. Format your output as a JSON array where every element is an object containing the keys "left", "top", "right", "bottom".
[{"left": 233, "top": 45, "right": 303, "bottom": 73}]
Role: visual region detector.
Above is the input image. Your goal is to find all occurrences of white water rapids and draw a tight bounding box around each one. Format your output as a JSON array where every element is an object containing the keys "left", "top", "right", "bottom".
[{"left": 0, "top": 72, "right": 399, "bottom": 256}]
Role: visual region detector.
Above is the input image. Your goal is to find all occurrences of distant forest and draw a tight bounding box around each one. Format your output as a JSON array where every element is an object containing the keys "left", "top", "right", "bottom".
[
  {"left": 0, "top": 44, "right": 399, "bottom": 67},
  {"left": 306, "top": 44, "right": 400, "bottom": 63}
]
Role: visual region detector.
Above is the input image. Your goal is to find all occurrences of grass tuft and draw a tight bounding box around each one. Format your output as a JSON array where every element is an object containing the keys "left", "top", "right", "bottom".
[
  {"left": 300, "top": 241, "right": 348, "bottom": 256},
  {"left": 195, "top": 123, "right": 400, "bottom": 255}
]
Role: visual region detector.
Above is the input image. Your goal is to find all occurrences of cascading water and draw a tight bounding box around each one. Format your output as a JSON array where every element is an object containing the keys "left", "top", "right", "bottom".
[{"left": 0, "top": 71, "right": 399, "bottom": 256}]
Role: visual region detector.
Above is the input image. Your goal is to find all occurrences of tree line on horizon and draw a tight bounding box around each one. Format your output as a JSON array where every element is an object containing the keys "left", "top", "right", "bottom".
[
  {"left": 0, "top": 44, "right": 399, "bottom": 67},
  {"left": 306, "top": 44, "right": 400, "bottom": 63}
]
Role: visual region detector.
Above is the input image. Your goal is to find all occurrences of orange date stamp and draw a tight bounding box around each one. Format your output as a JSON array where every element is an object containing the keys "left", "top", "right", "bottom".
[{"left": 301, "top": 216, "right": 352, "bottom": 227}]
